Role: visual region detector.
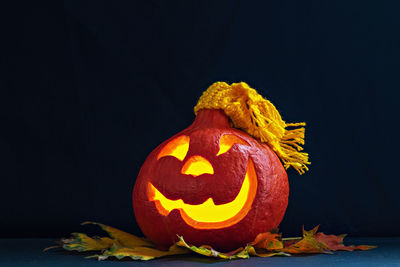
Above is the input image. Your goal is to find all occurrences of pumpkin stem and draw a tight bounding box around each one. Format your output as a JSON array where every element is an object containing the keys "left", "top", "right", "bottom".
[{"left": 194, "top": 82, "right": 310, "bottom": 175}]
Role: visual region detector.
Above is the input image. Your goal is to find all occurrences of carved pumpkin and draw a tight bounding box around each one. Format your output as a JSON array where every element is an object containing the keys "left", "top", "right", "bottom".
[{"left": 133, "top": 82, "right": 309, "bottom": 251}]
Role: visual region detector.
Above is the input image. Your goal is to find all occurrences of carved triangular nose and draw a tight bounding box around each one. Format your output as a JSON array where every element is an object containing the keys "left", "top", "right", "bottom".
[{"left": 181, "top": 155, "right": 214, "bottom": 177}]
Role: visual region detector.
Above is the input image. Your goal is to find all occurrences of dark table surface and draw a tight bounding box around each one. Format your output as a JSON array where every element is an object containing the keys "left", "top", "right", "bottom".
[{"left": 0, "top": 238, "right": 399, "bottom": 266}]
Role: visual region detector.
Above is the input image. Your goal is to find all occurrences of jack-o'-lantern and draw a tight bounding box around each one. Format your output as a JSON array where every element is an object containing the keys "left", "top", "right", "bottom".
[{"left": 133, "top": 82, "right": 309, "bottom": 251}]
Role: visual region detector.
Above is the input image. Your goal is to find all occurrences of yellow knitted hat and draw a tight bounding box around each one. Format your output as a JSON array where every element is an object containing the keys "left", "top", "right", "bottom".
[{"left": 194, "top": 81, "right": 310, "bottom": 174}]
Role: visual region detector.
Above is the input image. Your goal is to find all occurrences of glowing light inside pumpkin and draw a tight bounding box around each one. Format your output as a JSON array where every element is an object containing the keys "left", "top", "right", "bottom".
[
  {"left": 147, "top": 159, "right": 258, "bottom": 229},
  {"left": 181, "top": 155, "right": 214, "bottom": 177},
  {"left": 217, "top": 134, "right": 249, "bottom": 155},
  {"left": 157, "top": 135, "right": 189, "bottom": 161}
]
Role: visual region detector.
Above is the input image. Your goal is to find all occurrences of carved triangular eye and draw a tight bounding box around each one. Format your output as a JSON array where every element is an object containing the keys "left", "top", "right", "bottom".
[
  {"left": 157, "top": 135, "right": 190, "bottom": 161},
  {"left": 217, "top": 134, "right": 249, "bottom": 156}
]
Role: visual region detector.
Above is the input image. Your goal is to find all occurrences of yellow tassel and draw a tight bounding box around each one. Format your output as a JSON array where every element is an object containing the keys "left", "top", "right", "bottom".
[{"left": 194, "top": 82, "right": 310, "bottom": 175}]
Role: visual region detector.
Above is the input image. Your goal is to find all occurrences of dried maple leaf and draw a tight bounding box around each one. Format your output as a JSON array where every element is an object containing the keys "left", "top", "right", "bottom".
[
  {"left": 281, "top": 226, "right": 330, "bottom": 254},
  {"left": 315, "top": 232, "right": 376, "bottom": 251},
  {"left": 251, "top": 232, "right": 284, "bottom": 250},
  {"left": 47, "top": 222, "right": 375, "bottom": 261}
]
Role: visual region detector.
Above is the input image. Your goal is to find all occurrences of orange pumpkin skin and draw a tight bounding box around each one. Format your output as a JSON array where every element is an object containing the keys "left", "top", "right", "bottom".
[{"left": 133, "top": 109, "right": 289, "bottom": 251}]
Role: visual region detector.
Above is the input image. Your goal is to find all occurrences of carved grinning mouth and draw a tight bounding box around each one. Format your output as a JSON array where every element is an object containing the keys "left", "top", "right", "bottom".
[{"left": 147, "top": 158, "right": 258, "bottom": 230}]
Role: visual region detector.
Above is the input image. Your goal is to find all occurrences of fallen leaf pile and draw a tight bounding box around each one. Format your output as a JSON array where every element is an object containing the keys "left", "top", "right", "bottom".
[{"left": 45, "top": 222, "right": 375, "bottom": 261}]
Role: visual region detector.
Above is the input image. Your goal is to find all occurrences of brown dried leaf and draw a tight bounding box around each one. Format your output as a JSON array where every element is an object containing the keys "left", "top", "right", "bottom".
[
  {"left": 281, "top": 226, "right": 330, "bottom": 254},
  {"left": 251, "top": 232, "right": 284, "bottom": 250},
  {"left": 315, "top": 232, "right": 376, "bottom": 251}
]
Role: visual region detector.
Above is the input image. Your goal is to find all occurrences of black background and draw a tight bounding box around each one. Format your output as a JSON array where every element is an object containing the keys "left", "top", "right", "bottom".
[{"left": 2, "top": 1, "right": 400, "bottom": 238}]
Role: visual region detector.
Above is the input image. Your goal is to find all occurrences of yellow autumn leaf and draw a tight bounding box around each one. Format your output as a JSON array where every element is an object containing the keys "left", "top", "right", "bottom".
[
  {"left": 51, "top": 223, "right": 376, "bottom": 261},
  {"left": 82, "top": 221, "right": 154, "bottom": 248},
  {"left": 244, "top": 245, "right": 290, "bottom": 257},
  {"left": 176, "top": 236, "right": 236, "bottom": 259},
  {"left": 61, "top": 233, "right": 114, "bottom": 252},
  {"left": 176, "top": 237, "right": 289, "bottom": 259},
  {"left": 90, "top": 243, "right": 190, "bottom": 261}
]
